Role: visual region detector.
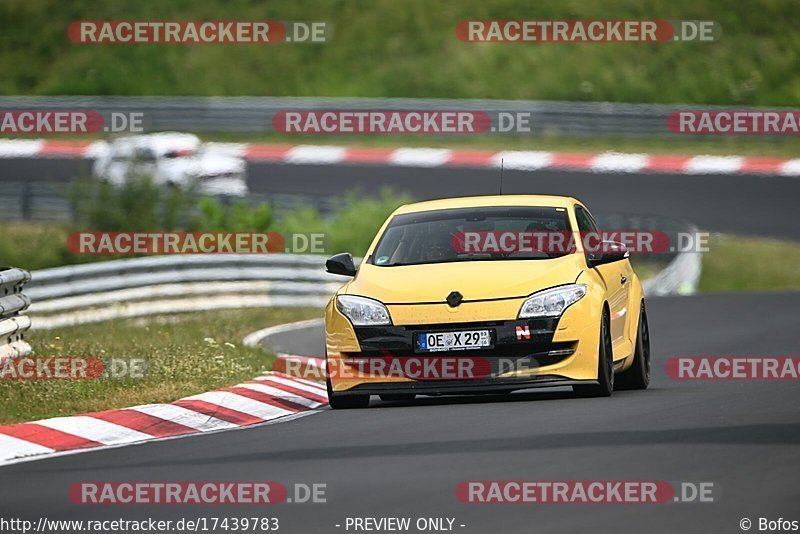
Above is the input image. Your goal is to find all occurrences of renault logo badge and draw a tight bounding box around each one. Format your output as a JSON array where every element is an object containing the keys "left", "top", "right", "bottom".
[{"left": 446, "top": 291, "right": 463, "bottom": 307}]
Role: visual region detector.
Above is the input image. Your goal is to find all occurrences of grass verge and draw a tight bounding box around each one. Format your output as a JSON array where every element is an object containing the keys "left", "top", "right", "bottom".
[
  {"left": 0, "top": 307, "right": 321, "bottom": 425},
  {"left": 699, "top": 235, "right": 800, "bottom": 292}
]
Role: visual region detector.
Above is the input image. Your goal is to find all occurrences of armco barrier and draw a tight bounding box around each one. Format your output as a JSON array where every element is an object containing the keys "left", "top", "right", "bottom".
[
  {"left": 0, "top": 95, "right": 794, "bottom": 137},
  {"left": 26, "top": 254, "right": 346, "bottom": 329},
  {"left": 0, "top": 267, "right": 32, "bottom": 358}
]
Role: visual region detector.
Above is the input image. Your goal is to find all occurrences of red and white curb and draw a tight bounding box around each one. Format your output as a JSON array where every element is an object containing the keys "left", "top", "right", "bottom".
[
  {"left": 0, "top": 371, "right": 327, "bottom": 466},
  {"left": 1, "top": 138, "right": 799, "bottom": 175}
]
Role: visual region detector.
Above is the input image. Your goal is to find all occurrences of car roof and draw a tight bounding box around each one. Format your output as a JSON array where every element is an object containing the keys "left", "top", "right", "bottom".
[
  {"left": 110, "top": 132, "right": 201, "bottom": 155},
  {"left": 393, "top": 195, "right": 580, "bottom": 215}
]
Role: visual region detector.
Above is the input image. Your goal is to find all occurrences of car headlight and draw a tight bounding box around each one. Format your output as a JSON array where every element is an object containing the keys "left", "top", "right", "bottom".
[
  {"left": 518, "top": 284, "right": 587, "bottom": 319},
  {"left": 336, "top": 295, "right": 392, "bottom": 326}
]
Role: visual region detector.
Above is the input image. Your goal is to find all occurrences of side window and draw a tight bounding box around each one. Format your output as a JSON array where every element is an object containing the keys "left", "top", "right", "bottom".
[
  {"left": 575, "top": 206, "right": 602, "bottom": 261},
  {"left": 574, "top": 206, "right": 599, "bottom": 233}
]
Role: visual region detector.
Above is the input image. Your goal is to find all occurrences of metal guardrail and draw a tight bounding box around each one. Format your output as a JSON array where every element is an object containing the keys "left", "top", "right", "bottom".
[
  {"left": 0, "top": 96, "right": 789, "bottom": 137},
  {"left": 28, "top": 254, "right": 346, "bottom": 329},
  {"left": 0, "top": 267, "right": 32, "bottom": 358}
]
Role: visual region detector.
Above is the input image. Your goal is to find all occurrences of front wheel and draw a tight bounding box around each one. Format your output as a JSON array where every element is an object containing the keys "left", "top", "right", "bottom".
[
  {"left": 326, "top": 375, "right": 370, "bottom": 409},
  {"left": 573, "top": 309, "right": 614, "bottom": 398},
  {"left": 615, "top": 301, "right": 651, "bottom": 390}
]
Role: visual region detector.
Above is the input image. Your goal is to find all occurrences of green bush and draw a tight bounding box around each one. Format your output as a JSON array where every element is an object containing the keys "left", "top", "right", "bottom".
[
  {"left": 189, "top": 197, "right": 273, "bottom": 232},
  {"left": 274, "top": 189, "right": 412, "bottom": 256},
  {"left": 69, "top": 175, "right": 195, "bottom": 231}
]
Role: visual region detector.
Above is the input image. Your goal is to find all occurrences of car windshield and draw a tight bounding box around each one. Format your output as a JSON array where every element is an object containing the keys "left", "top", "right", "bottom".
[{"left": 370, "top": 206, "right": 573, "bottom": 266}]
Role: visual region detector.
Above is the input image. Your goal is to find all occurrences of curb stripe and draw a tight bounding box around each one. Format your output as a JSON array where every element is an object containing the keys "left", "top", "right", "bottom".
[
  {"left": 218, "top": 387, "right": 308, "bottom": 413},
  {"left": 643, "top": 155, "right": 692, "bottom": 172},
  {"left": 38, "top": 140, "right": 92, "bottom": 156},
  {"left": 0, "top": 433, "right": 54, "bottom": 459},
  {"left": 446, "top": 150, "right": 496, "bottom": 167},
  {"left": 590, "top": 153, "right": 648, "bottom": 173},
  {"left": 273, "top": 371, "right": 328, "bottom": 391},
  {"left": 34, "top": 416, "right": 154, "bottom": 445},
  {"left": 389, "top": 147, "right": 452, "bottom": 167},
  {"left": 550, "top": 152, "right": 596, "bottom": 169},
  {"left": 285, "top": 145, "right": 347, "bottom": 165},
  {"left": 494, "top": 151, "right": 552, "bottom": 170},
  {"left": 185, "top": 390, "right": 294, "bottom": 420},
  {"left": 244, "top": 379, "right": 328, "bottom": 404},
  {"left": 265, "top": 372, "right": 328, "bottom": 395},
  {"left": 0, "top": 423, "right": 103, "bottom": 451},
  {"left": 685, "top": 155, "right": 744, "bottom": 174},
  {"left": 10, "top": 139, "right": 798, "bottom": 176},
  {"left": 128, "top": 404, "right": 238, "bottom": 432},
  {"left": 271, "top": 369, "right": 328, "bottom": 390},
  {"left": 341, "top": 147, "right": 396, "bottom": 164},
  {"left": 88, "top": 409, "right": 197, "bottom": 438},
  {"left": 171, "top": 399, "right": 265, "bottom": 426},
  {"left": 739, "top": 158, "right": 786, "bottom": 174},
  {"left": 243, "top": 144, "right": 292, "bottom": 161},
  {"left": 0, "top": 139, "right": 45, "bottom": 158},
  {"left": 239, "top": 382, "right": 324, "bottom": 409}
]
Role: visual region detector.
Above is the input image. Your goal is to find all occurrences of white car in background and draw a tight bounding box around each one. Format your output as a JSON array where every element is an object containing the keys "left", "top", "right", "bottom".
[{"left": 91, "top": 132, "right": 248, "bottom": 197}]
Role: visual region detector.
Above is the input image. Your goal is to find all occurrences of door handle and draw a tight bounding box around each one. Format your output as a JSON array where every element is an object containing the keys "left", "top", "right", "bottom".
[{"left": 620, "top": 275, "right": 627, "bottom": 285}]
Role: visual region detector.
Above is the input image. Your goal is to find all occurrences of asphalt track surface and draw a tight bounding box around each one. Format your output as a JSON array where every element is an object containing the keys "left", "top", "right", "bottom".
[
  {"left": 1, "top": 292, "right": 799, "bottom": 533},
  {"left": 3, "top": 157, "right": 800, "bottom": 239}
]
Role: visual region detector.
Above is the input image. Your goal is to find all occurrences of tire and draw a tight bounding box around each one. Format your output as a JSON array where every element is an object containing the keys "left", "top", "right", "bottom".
[
  {"left": 326, "top": 375, "right": 370, "bottom": 409},
  {"left": 573, "top": 308, "right": 614, "bottom": 398},
  {"left": 379, "top": 394, "right": 416, "bottom": 402},
  {"left": 615, "top": 301, "right": 651, "bottom": 391}
]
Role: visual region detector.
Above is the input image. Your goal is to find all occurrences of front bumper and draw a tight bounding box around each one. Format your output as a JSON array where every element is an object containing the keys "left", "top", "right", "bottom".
[
  {"left": 336, "top": 376, "right": 598, "bottom": 396},
  {"left": 351, "top": 318, "right": 573, "bottom": 371},
  {"left": 325, "top": 311, "right": 603, "bottom": 393}
]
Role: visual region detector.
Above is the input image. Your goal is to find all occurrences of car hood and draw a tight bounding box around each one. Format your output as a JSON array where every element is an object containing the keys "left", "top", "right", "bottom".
[{"left": 344, "top": 254, "right": 583, "bottom": 304}]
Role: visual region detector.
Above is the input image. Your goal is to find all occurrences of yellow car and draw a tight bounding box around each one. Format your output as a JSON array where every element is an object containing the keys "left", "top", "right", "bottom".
[{"left": 323, "top": 195, "right": 650, "bottom": 409}]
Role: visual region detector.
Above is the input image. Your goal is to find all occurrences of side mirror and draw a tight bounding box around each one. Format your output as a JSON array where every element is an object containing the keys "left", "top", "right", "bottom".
[
  {"left": 326, "top": 252, "right": 357, "bottom": 277},
  {"left": 587, "top": 241, "right": 629, "bottom": 268}
]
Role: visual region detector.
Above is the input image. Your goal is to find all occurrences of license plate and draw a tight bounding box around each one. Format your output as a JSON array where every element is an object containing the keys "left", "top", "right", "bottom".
[{"left": 417, "top": 330, "right": 492, "bottom": 352}]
